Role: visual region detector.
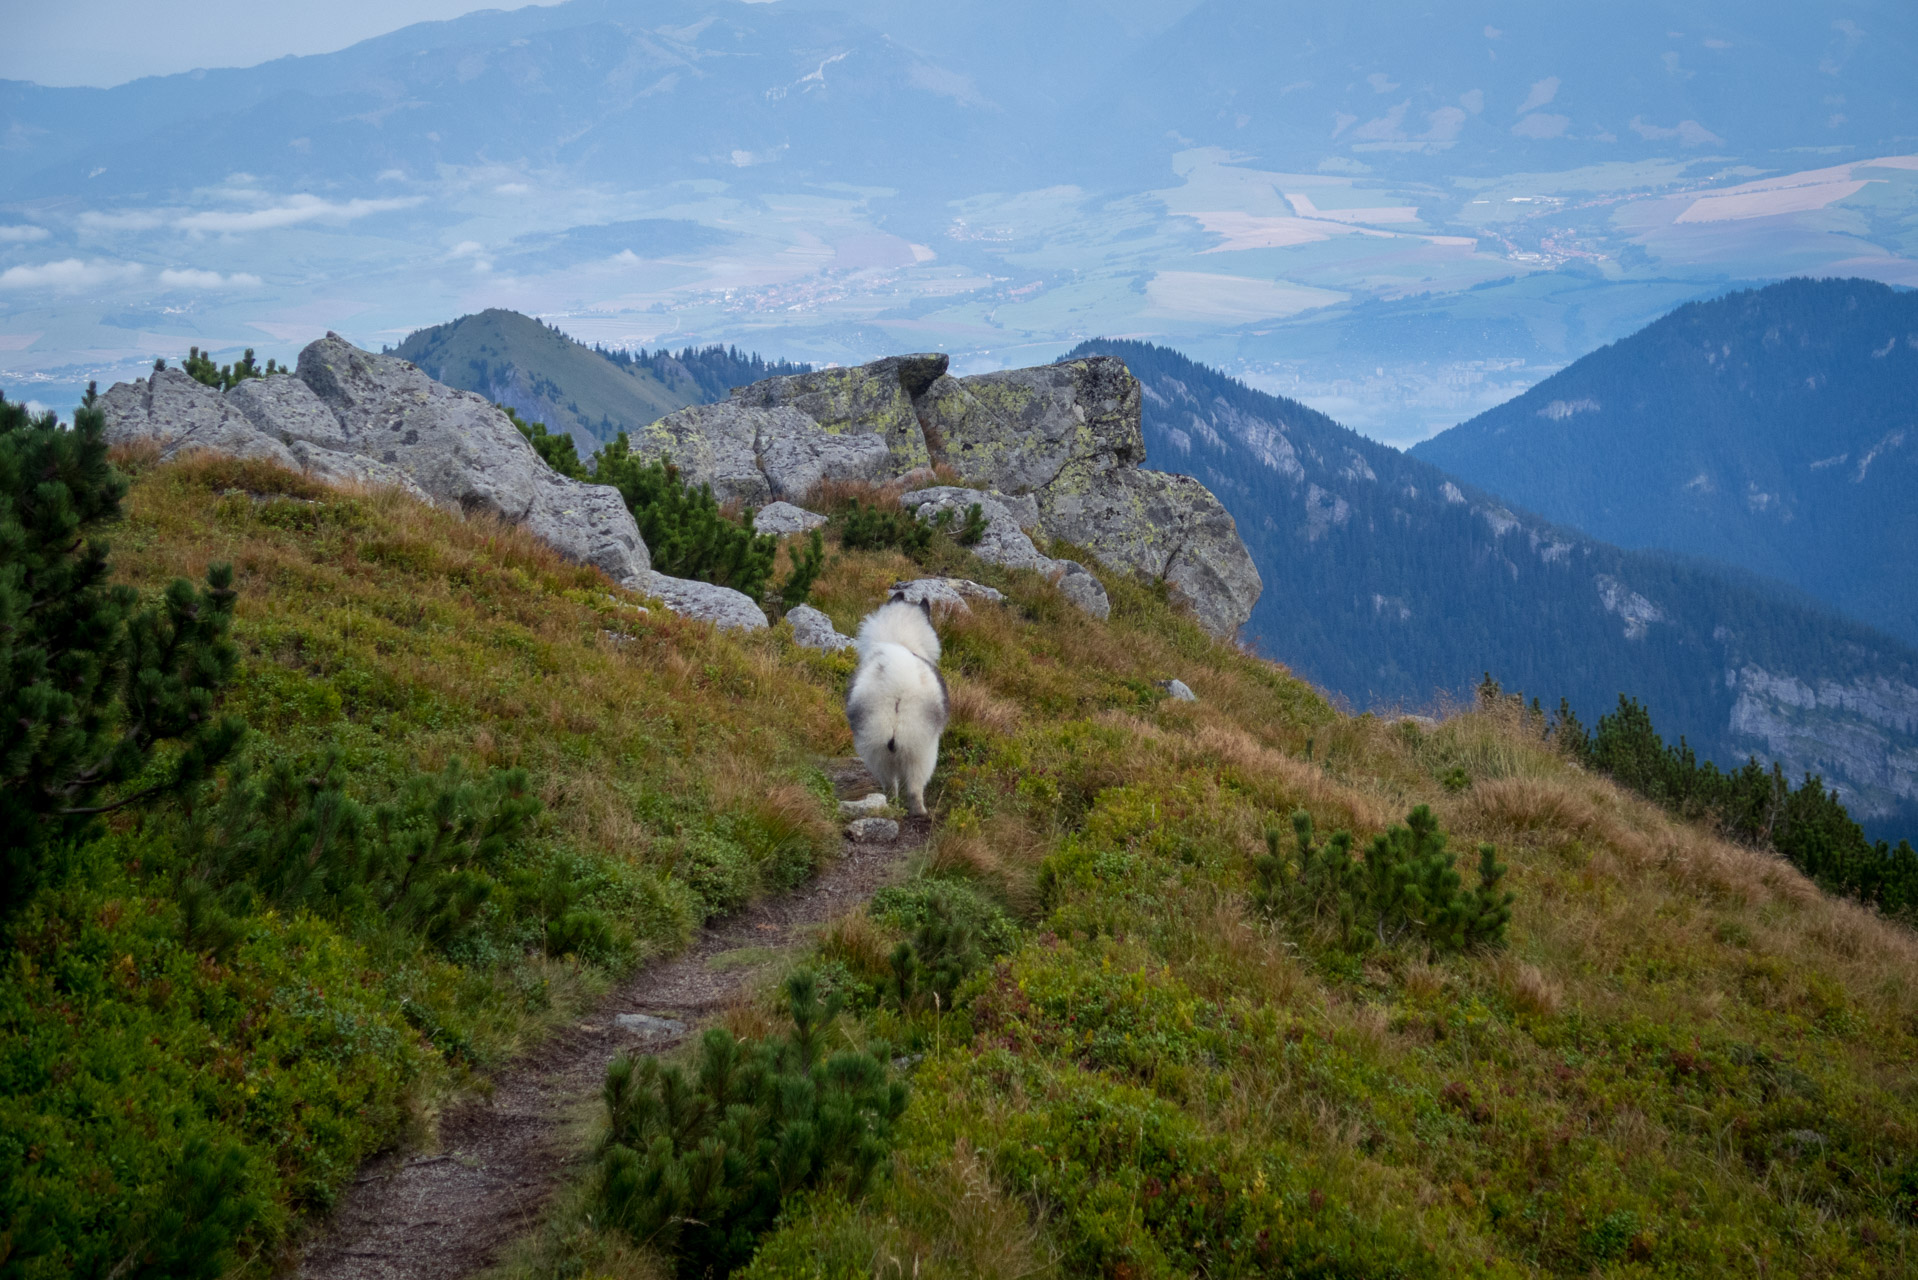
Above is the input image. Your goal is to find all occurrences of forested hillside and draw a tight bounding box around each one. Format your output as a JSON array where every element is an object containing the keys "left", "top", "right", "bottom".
[
  {"left": 389, "top": 309, "right": 810, "bottom": 453},
  {"left": 1066, "top": 339, "right": 1918, "bottom": 841},
  {"left": 1413, "top": 279, "right": 1918, "bottom": 647}
]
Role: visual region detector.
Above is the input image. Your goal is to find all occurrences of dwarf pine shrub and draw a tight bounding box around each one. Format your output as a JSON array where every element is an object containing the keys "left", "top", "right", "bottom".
[
  {"left": 1255, "top": 806, "right": 1512, "bottom": 954},
  {"left": 835, "top": 499, "right": 932, "bottom": 555},
  {"left": 181, "top": 345, "right": 285, "bottom": 391},
  {"left": 590, "top": 439, "right": 780, "bottom": 599},
  {"left": 0, "top": 394, "right": 245, "bottom": 919},
  {"left": 503, "top": 406, "right": 589, "bottom": 480},
  {"left": 596, "top": 970, "right": 906, "bottom": 1276}
]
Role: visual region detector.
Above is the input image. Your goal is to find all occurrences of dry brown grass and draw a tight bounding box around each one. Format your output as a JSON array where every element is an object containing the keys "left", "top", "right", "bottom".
[
  {"left": 945, "top": 675, "right": 1021, "bottom": 738},
  {"left": 1494, "top": 957, "right": 1563, "bottom": 1017}
]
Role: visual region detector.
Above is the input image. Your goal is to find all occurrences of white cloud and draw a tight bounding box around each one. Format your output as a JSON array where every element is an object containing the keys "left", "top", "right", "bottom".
[
  {"left": 495, "top": 183, "right": 530, "bottom": 195},
  {"left": 158, "top": 267, "right": 262, "bottom": 289},
  {"left": 176, "top": 194, "right": 423, "bottom": 233},
  {"left": 0, "top": 258, "right": 144, "bottom": 290},
  {"left": 79, "top": 210, "right": 169, "bottom": 231},
  {"left": 1513, "top": 113, "right": 1571, "bottom": 140},
  {"left": 1366, "top": 72, "right": 1399, "bottom": 93},
  {"left": 1517, "top": 77, "right": 1560, "bottom": 114},
  {"left": 1459, "top": 89, "right": 1484, "bottom": 115},
  {"left": 0, "top": 225, "right": 50, "bottom": 243}
]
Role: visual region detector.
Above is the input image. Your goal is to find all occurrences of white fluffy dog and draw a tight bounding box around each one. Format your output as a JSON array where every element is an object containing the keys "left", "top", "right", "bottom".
[{"left": 846, "top": 593, "right": 949, "bottom": 817}]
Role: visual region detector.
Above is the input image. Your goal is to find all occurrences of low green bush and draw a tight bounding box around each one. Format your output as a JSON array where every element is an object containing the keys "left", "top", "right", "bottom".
[
  {"left": 590, "top": 442, "right": 779, "bottom": 599},
  {"left": 1252, "top": 805, "right": 1512, "bottom": 955},
  {"left": 595, "top": 970, "right": 906, "bottom": 1276},
  {"left": 503, "top": 406, "right": 588, "bottom": 481},
  {"left": 180, "top": 346, "right": 285, "bottom": 391},
  {"left": 835, "top": 499, "right": 932, "bottom": 555}
]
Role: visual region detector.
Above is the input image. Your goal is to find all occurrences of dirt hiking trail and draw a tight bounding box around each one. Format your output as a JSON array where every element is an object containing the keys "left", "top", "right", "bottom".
[{"left": 297, "top": 760, "right": 921, "bottom": 1280}]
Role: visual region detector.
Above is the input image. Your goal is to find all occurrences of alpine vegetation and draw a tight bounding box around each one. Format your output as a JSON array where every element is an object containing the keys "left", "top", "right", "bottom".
[{"left": 845, "top": 594, "right": 949, "bottom": 816}]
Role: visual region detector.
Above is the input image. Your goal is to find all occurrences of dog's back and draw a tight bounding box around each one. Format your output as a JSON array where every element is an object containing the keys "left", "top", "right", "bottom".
[{"left": 846, "top": 596, "right": 949, "bottom": 816}]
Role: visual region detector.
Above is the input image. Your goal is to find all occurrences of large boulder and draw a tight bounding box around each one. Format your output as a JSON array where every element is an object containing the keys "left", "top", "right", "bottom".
[
  {"left": 97, "top": 337, "right": 651, "bottom": 589},
  {"left": 729, "top": 354, "right": 946, "bottom": 475},
  {"left": 624, "top": 400, "right": 891, "bottom": 506},
  {"left": 914, "top": 358, "right": 1144, "bottom": 495}
]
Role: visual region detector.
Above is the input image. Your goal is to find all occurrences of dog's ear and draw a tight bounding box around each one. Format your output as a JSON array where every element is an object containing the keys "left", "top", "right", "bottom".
[
  {"left": 889, "top": 591, "right": 907, "bottom": 604},
  {"left": 918, "top": 598, "right": 932, "bottom": 617}
]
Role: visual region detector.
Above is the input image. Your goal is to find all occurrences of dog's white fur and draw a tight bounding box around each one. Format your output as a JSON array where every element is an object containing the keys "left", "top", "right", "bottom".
[{"left": 846, "top": 595, "right": 949, "bottom": 816}]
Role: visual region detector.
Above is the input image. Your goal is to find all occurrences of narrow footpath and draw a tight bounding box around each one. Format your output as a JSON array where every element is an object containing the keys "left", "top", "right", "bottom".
[{"left": 298, "top": 760, "right": 919, "bottom": 1280}]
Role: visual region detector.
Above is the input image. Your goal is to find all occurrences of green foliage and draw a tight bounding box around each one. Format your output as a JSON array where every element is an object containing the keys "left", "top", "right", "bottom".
[
  {"left": 772, "top": 528, "right": 825, "bottom": 612},
  {"left": 180, "top": 752, "right": 560, "bottom": 956},
  {"left": 1571, "top": 693, "right": 1918, "bottom": 919},
  {"left": 928, "top": 501, "right": 986, "bottom": 547},
  {"left": 1255, "top": 806, "right": 1512, "bottom": 954},
  {"left": 590, "top": 440, "right": 777, "bottom": 601},
  {"left": 595, "top": 970, "right": 906, "bottom": 1276},
  {"left": 0, "top": 394, "right": 244, "bottom": 919},
  {"left": 503, "top": 406, "right": 589, "bottom": 481},
  {"left": 834, "top": 499, "right": 931, "bottom": 556},
  {"left": 181, "top": 346, "right": 284, "bottom": 391},
  {"left": 873, "top": 881, "right": 1013, "bottom": 1010}
]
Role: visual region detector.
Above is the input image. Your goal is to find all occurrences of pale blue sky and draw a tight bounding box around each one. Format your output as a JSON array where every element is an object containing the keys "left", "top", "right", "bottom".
[{"left": 0, "top": 0, "right": 571, "bottom": 87}]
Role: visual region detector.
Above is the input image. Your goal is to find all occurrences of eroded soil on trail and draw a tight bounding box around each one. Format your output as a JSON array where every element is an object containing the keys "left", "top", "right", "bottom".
[{"left": 297, "top": 760, "right": 920, "bottom": 1280}]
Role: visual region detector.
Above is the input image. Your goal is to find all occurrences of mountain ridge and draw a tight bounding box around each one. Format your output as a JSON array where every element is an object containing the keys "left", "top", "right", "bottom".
[
  {"left": 1412, "top": 277, "right": 1918, "bottom": 647},
  {"left": 1066, "top": 335, "right": 1918, "bottom": 839}
]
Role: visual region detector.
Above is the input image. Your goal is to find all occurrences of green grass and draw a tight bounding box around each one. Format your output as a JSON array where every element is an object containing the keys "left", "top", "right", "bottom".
[{"left": 14, "top": 449, "right": 1918, "bottom": 1279}]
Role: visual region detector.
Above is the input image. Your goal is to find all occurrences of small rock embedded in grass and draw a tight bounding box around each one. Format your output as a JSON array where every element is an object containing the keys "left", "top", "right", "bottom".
[
  {"left": 890, "top": 577, "right": 1004, "bottom": 612},
  {"left": 612, "top": 1013, "right": 686, "bottom": 1038},
  {"left": 787, "top": 603, "right": 855, "bottom": 652},
  {"left": 1160, "top": 678, "right": 1197, "bottom": 702},
  {"left": 845, "top": 817, "right": 900, "bottom": 843},
  {"left": 754, "top": 501, "right": 829, "bottom": 536},
  {"left": 840, "top": 792, "right": 890, "bottom": 818}
]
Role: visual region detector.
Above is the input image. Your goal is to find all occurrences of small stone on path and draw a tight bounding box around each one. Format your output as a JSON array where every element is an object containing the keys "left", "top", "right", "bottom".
[
  {"left": 612, "top": 1013, "right": 686, "bottom": 1037},
  {"left": 845, "top": 817, "right": 900, "bottom": 843},
  {"left": 840, "top": 792, "right": 890, "bottom": 817}
]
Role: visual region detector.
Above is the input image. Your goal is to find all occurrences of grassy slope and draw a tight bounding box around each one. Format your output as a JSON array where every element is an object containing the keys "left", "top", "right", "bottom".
[
  {"left": 16, "top": 453, "right": 1918, "bottom": 1278},
  {"left": 758, "top": 563, "right": 1917, "bottom": 1274},
  {"left": 5, "top": 452, "right": 848, "bottom": 1276}
]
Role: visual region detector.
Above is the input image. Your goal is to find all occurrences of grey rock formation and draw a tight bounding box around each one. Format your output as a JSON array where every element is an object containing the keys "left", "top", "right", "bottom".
[
  {"left": 294, "top": 335, "right": 650, "bottom": 587},
  {"left": 890, "top": 578, "right": 1006, "bottom": 611},
  {"left": 839, "top": 793, "right": 889, "bottom": 818},
  {"left": 900, "top": 486, "right": 1110, "bottom": 619},
  {"left": 709, "top": 352, "right": 1258, "bottom": 636},
  {"left": 845, "top": 817, "right": 901, "bottom": 843},
  {"left": 732, "top": 354, "right": 947, "bottom": 474},
  {"left": 753, "top": 501, "right": 829, "bottom": 537},
  {"left": 1160, "top": 679, "right": 1198, "bottom": 702},
  {"left": 98, "top": 369, "right": 300, "bottom": 468},
  {"left": 786, "top": 603, "right": 855, "bottom": 652},
  {"left": 1038, "top": 468, "right": 1259, "bottom": 638},
  {"left": 638, "top": 572, "right": 768, "bottom": 632},
  {"left": 98, "top": 337, "right": 652, "bottom": 590},
  {"left": 1728, "top": 664, "right": 1918, "bottom": 820},
  {"left": 622, "top": 401, "right": 893, "bottom": 506}
]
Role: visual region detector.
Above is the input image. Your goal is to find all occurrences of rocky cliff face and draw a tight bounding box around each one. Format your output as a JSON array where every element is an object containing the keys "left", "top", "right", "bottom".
[
  {"left": 1728, "top": 666, "right": 1918, "bottom": 820},
  {"left": 637, "top": 352, "right": 1263, "bottom": 637}
]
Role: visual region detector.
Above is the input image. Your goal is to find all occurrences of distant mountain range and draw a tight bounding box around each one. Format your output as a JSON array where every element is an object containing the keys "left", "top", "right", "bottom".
[
  {"left": 1068, "top": 336, "right": 1918, "bottom": 840},
  {"left": 1412, "top": 278, "right": 1918, "bottom": 648},
  {"left": 390, "top": 309, "right": 810, "bottom": 452}
]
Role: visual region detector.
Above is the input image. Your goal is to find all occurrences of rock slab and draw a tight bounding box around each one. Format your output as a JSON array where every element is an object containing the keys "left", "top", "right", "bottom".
[{"left": 786, "top": 603, "right": 855, "bottom": 651}]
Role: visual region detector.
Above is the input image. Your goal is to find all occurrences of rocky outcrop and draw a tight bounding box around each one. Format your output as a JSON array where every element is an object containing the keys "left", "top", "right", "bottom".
[
  {"left": 890, "top": 578, "right": 1007, "bottom": 612},
  {"left": 1727, "top": 664, "right": 1918, "bottom": 820},
  {"left": 675, "top": 353, "right": 1259, "bottom": 636},
  {"left": 900, "top": 486, "right": 1109, "bottom": 620},
  {"left": 99, "top": 337, "right": 651, "bottom": 590}
]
